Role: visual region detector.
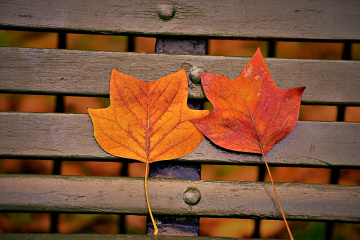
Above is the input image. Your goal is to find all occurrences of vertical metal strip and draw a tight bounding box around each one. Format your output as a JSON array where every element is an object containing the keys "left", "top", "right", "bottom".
[{"left": 146, "top": 37, "right": 206, "bottom": 236}]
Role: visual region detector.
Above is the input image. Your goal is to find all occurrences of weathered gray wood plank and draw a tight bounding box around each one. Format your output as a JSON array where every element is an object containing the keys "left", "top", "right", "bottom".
[
  {"left": 0, "top": 175, "right": 359, "bottom": 222},
  {"left": 0, "top": 0, "right": 359, "bottom": 41},
  {"left": 0, "top": 234, "right": 257, "bottom": 240},
  {"left": 1, "top": 47, "right": 360, "bottom": 105},
  {"left": 0, "top": 112, "right": 359, "bottom": 167}
]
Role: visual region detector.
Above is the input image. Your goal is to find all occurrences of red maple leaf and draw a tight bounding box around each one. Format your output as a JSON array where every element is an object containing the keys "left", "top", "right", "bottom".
[
  {"left": 191, "top": 48, "right": 305, "bottom": 155},
  {"left": 191, "top": 48, "right": 305, "bottom": 240}
]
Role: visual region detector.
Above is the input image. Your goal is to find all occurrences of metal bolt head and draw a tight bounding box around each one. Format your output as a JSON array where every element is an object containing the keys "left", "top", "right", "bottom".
[
  {"left": 183, "top": 187, "right": 201, "bottom": 205},
  {"left": 189, "top": 66, "right": 205, "bottom": 84},
  {"left": 157, "top": 4, "right": 175, "bottom": 21}
]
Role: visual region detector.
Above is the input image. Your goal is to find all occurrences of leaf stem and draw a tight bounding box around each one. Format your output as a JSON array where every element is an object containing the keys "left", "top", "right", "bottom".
[
  {"left": 262, "top": 152, "right": 294, "bottom": 240},
  {"left": 145, "top": 161, "right": 158, "bottom": 235}
]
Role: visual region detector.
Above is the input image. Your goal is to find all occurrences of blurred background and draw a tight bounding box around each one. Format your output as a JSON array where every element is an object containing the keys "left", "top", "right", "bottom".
[{"left": 0, "top": 30, "right": 359, "bottom": 239}]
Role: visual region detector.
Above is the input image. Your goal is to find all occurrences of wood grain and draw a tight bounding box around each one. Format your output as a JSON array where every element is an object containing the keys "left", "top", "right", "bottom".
[
  {"left": 0, "top": 0, "right": 359, "bottom": 41},
  {"left": 1, "top": 112, "right": 359, "bottom": 167},
  {"left": 1, "top": 47, "right": 359, "bottom": 105},
  {"left": 0, "top": 175, "right": 359, "bottom": 222}
]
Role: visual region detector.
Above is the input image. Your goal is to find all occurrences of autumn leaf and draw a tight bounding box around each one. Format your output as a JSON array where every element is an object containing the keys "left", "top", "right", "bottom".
[
  {"left": 88, "top": 68, "right": 209, "bottom": 235},
  {"left": 89, "top": 68, "right": 208, "bottom": 163},
  {"left": 191, "top": 48, "right": 305, "bottom": 154},
  {"left": 191, "top": 48, "right": 305, "bottom": 240}
]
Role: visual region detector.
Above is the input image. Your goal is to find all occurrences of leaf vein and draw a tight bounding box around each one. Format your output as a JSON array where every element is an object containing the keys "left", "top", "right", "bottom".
[
  {"left": 260, "top": 100, "right": 288, "bottom": 147},
  {"left": 150, "top": 128, "right": 196, "bottom": 161},
  {"left": 115, "top": 81, "right": 146, "bottom": 129},
  {"left": 93, "top": 111, "right": 146, "bottom": 152},
  {"left": 149, "top": 79, "right": 181, "bottom": 129},
  {"left": 95, "top": 116, "right": 145, "bottom": 160}
]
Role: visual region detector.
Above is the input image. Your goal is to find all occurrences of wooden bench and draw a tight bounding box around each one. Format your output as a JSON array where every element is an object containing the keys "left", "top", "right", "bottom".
[{"left": 1, "top": 0, "right": 359, "bottom": 239}]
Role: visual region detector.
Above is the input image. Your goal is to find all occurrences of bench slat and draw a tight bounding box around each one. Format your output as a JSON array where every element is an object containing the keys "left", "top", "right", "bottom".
[
  {"left": 0, "top": 0, "right": 359, "bottom": 41},
  {"left": 1, "top": 47, "right": 360, "bottom": 105},
  {"left": 0, "top": 175, "right": 359, "bottom": 222},
  {"left": 0, "top": 112, "right": 359, "bottom": 167},
  {"left": 0, "top": 234, "right": 258, "bottom": 240}
]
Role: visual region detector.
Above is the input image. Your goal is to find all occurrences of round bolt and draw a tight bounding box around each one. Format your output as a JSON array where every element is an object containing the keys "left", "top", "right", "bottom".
[
  {"left": 157, "top": 4, "right": 175, "bottom": 21},
  {"left": 189, "top": 66, "right": 205, "bottom": 84},
  {"left": 183, "top": 187, "right": 201, "bottom": 206}
]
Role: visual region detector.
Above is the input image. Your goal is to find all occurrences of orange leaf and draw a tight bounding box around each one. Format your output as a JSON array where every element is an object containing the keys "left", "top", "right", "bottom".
[
  {"left": 88, "top": 68, "right": 209, "bottom": 163},
  {"left": 191, "top": 48, "right": 305, "bottom": 155},
  {"left": 88, "top": 68, "right": 209, "bottom": 235}
]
